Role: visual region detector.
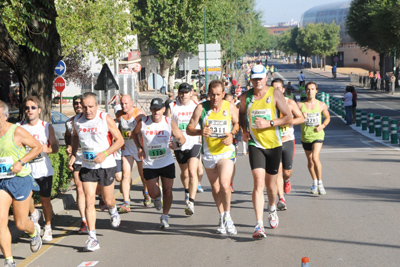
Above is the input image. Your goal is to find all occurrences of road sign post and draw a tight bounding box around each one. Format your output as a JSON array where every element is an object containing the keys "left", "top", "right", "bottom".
[{"left": 54, "top": 77, "right": 66, "bottom": 113}]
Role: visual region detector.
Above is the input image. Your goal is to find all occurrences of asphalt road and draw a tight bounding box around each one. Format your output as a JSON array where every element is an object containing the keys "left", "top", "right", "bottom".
[{"left": 8, "top": 60, "right": 400, "bottom": 267}]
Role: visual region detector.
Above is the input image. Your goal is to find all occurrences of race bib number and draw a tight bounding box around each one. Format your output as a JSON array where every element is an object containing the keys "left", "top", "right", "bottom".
[
  {"left": 208, "top": 120, "right": 228, "bottom": 138},
  {"left": 251, "top": 109, "right": 271, "bottom": 128},
  {"left": 121, "top": 128, "right": 132, "bottom": 140},
  {"left": 26, "top": 146, "right": 45, "bottom": 163},
  {"left": 305, "top": 113, "right": 320, "bottom": 127},
  {"left": 178, "top": 120, "right": 189, "bottom": 131},
  {"left": 148, "top": 144, "right": 166, "bottom": 160},
  {"left": 0, "top": 157, "right": 15, "bottom": 179},
  {"left": 281, "top": 125, "right": 289, "bottom": 136},
  {"left": 82, "top": 147, "right": 98, "bottom": 164}
]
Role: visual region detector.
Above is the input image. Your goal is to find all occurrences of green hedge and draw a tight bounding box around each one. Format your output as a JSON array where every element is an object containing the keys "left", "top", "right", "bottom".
[{"left": 33, "top": 146, "right": 73, "bottom": 203}]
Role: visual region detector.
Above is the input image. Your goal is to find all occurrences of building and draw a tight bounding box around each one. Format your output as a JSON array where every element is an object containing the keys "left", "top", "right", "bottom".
[
  {"left": 264, "top": 20, "right": 299, "bottom": 36},
  {"left": 300, "top": 1, "right": 381, "bottom": 71}
]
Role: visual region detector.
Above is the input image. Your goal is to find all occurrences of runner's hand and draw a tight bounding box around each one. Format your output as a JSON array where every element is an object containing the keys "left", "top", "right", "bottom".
[
  {"left": 94, "top": 152, "right": 106, "bottom": 164},
  {"left": 66, "top": 145, "right": 72, "bottom": 157},
  {"left": 315, "top": 124, "right": 324, "bottom": 132},
  {"left": 202, "top": 122, "right": 212, "bottom": 137},
  {"left": 222, "top": 133, "right": 233, "bottom": 146},
  {"left": 254, "top": 117, "right": 268, "bottom": 129},
  {"left": 10, "top": 161, "right": 22, "bottom": 174},
  {"left": 138, "top": 148, "right": 145, "bottom": 161},
  {"left": 68, "top": 155, "right": 76, "bottom": 171},
  {"left": 242, "top": 131, "right": 250, "bottom": 142}
]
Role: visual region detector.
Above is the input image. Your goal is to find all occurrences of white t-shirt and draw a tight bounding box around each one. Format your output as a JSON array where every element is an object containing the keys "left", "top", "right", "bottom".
[
  {"left": 343, "top": 92, "right": 353, "bottom": 107},
  {"left": 66, "top": 117, "right": 82, "bottom": 165}
]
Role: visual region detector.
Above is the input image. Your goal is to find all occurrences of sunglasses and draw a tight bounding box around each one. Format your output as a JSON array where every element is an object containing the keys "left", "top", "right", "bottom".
[
  {"left": 73, "top": 101, "right": 82, "bottom": 105},
  {"left": 25, "top": 106, "right": 38, "bottom": 111}
]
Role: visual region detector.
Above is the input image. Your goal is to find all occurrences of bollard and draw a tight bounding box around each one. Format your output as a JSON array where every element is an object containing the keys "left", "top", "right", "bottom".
[
  {"left": 368, "top": 113, "right": 374, "bottom": 133},
  {"left": 361, "top": 111, "right": 367, "bottom": 130},
  {"left": 382, "top": 116, "right": 389, "bottom": 140},
  {"left": 340, "top": 102, "right": 345, "bottom": 119},
  {"left": 390, "top": 119, "right": 398, "bottom": 144},
  {"left": 301, "top": 257, "right": 310, "bottom": 267},
  {"left": 356, "top": 109, "right": 362, "bottom": 127},
  {"left": 320, "top": 92, "right": 325, "bottom": 104},
  {"left": 325, "top": 93, "right": 330, "bottom": 108},
  {"left": 332, "top": 98, "right": 337, "bottom": 113},
  {"left": 374, "top": 115, "right": 381, "bottom": 136}
]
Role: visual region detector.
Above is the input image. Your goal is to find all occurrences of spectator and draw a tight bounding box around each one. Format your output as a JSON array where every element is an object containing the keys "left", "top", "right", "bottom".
[
  {"left": 350, "top": 86, "right": 357, "bottom": 124},
  {"left": 297, "top": 71, "right": 306, "bottom": 87},
  {"left": 343, "top": 86, "right": 353, "bottom": 125},
  {"left": 332, "top": 65, "right": 337, "bottom": 79}
]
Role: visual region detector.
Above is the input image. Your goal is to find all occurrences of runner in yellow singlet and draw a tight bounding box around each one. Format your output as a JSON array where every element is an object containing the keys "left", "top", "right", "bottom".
[{"left": 187, "top": 80, "right": 239, "bottom": 235}]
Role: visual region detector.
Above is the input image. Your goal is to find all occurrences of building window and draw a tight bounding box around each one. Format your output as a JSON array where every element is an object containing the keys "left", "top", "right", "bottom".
[{"left": 353, "top": 58, "right": 358, "bottom": 62}]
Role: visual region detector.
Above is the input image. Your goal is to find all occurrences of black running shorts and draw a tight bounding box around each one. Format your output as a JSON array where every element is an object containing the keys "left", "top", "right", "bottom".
[
  {"left": 35, "top": 176, "right": 53, "bottom": 198},
  {"left": 248, "top": 145, "right": 282, "bottom": 175},
  {"left": 143, "top": 163, "right": 175, "bottom": 180},
  {"left": 79, "top": 167, "right": 116, "bottom": 186},
  {"left": 301, "top": 140, "right": 323, "bottom": 151},
  {"left": 281, "top": 140, "right": 295, "bottom": 170},
  {"left": 174, "top": 144, "right": 201, "bottom": 165}
]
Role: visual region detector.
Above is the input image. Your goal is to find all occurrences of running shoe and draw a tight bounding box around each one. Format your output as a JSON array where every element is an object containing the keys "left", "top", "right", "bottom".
[
  {"left": 154, "top": 196, "right": 163, "bottom": 211},
  {"left": 143, "top": 191, "right": 151, "bottom": 207},
  {"left": 310, "top": 184, "right": 318, "bottom": 194},
  {"left": 159, "top": 215, "right": 169, "bottom": 229},
  {"left": 277, "top": 198, "right": 287, "bottom": 211},
  {"left": 4, "top": 259, "right": 16, "bottom": 267},
  {"left": 98, "top": 198, "right": 107, "bottom": 211},
  {"left": 284, "top": 180, "right": 292, "bottom": 194},
  {"left": 268, "top": 210, "right": 279, "bottom": 229},
  {"left": 42, "top": 227, "right": 53, "bottom": 242},
  {"left": 110, "top": 213, "right": 121, "bottom": 228},
  {"left": 216, "top": 218, "right": 226, "bottom": 234},
  {"left": 30, "top": 209, "right": 41, "bottom": 224},
  {"left": 252, "top": 224, "right": 267, "bottom": 239},
  {"left": 197, "top": 184, "right": 204, "bottom": 193},
  {"left": 30, "top": 223, "right": 42, "bottom": 253},
  {"left": 224, "top": 219, "right": 237, "bottom": 235},
  {"left": 185, "top": 201, "right": 194, "bottom": 216},
  {"left": 119, "top": 202, "right": 130, "bottom": 213},
  {"left": 78, "top": 221, "right": 88, "bottom": 234},
  {"left": 230, "top": 182, "right": 234, "bottom": 193},
  {"left": 318, "top": 184, "right": 326, "bottom": 195},
  {"left": 85, "top": 237, "right": 100, "bottom": 252}
]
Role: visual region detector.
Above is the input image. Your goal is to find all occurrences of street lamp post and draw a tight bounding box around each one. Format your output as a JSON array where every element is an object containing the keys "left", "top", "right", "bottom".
[
  {"left": 230, "top": 23, "right": 233, "bottom": 74},
  {"left": 204, "top": 5, "right": 208, "bottom": 93}
]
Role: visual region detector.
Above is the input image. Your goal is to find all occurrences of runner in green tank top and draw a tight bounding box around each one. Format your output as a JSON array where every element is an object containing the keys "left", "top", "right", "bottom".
[
  {"left": 0, "top": 100, "right": 43, "bottom": 266},
  {"left": 297, "top": 82, "right": 330, "bottom": 196}
]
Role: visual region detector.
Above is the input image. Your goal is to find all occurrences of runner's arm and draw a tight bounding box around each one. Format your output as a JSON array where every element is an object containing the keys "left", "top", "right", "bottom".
[
  {"left": 132, "top": 119, "right": 143, "bottom": 149},
  {"left": 316, "top": 102, "right": 330, "bottom": 132},
  {"left": 238, "top": 93, "right": 248, "bottom": 134},
  {"left": 12, "top": 127, "right": 43, "bottom": 173},
  {"left": 65, "top": 120, "right": 72, "bottom": 156},
  {"left": 171, "top": 120, "right": 186, "bottom": 145},
  {"left": 272, "top": 89, "right": 293, "bottom": 127},
  {"left": 44, "top": 124, "right": 59, "bottom": 154},
  {"left": 105, "top": 114, "right": 124, "bottom": 155},
  {"left": 186, "top": 104, "right": 203, "bottom": 136},
  {"left": 289, "top": 99, "right": 304, "bottom": 126}
]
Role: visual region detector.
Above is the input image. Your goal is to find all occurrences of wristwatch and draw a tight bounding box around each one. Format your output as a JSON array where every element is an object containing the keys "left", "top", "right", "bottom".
[
  {"left": 18, "top": 160, "right": 26, "bottom": 167},
  {"left": 270, "top": 120, "right": 274, "bottom": 127}
]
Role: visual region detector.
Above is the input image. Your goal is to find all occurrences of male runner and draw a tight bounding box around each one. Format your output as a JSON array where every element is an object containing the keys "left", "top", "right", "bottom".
[
  {"left": 271, "top": 79, "right": 304, "bottom": 210},
  {"left": 0, "top": 100, "right": 43, "bottom": 267},
  {"left": 68, "top": 92, "right": 124, "bottom": 251},
  {"left": 132, "top": 98, "right": 186, "bottom": 228},
  {"left": 187, "top": 80, "right": 239, "bottom": 235},
  {"left": 19, "top": 96, "right": 59, "bottom": 242},
  {"left": 239, "top": 66, "right": 292, "bottom": 239},
  {"left": 65, "top": 95, "right": 88, "bottom": 234},
  {"left": 166, "top": 83, "right": 201, "bottom": 215},
  {"left": 115, "top": 95, "right": 149, "bottom": 213}
]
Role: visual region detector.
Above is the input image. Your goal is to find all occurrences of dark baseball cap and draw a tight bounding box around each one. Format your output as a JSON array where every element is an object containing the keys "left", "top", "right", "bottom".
[
  {"left": 150, "top": 98, "right": 165, "bottom": 109},
  {"left": 178, "top": 83, "right": 192, "bottom": 93}
]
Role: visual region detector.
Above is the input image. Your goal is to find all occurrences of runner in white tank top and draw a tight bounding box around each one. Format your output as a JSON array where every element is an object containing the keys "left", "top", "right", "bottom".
[
  {"left": 20, "top": 96, "right": 59, "bottom": 242},
  {"left": 68, "top": 92, "right": 124, "bottom": 252},
  {"left": 65, "top": 95, "right": 87, "bottom": 234},
  {"left": 115, "top": 95, "right": 149, "bottom": 213},
  {"left": 132, "top": 97, "right": 186, "bottom": 229},
  {"left": 166, "top": 83, "right": 201, "bottom": 216}
]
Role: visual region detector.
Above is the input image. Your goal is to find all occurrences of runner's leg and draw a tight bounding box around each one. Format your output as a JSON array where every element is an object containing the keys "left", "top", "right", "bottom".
[
  {"left": 252, "top": 168, "right": 266, "bottom": 222},
  {"left": 121, "top": 156, "right": 134, "bottom": 203},
  {"left": 160, "top": 177, "right": 174, "bottom": 216},
  {"left": 82, "top": 182, "right": 98, "bottom": 232},
  {"left": 0, "top": 191, "right": 14, "bottom": 258}
]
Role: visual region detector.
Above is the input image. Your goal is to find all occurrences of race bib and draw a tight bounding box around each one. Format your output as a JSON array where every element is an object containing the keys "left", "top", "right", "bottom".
[
  {"left": 0, "top": 156, "right": 15, "bottom": 179},
  {"left": 148, "top": 144, "right": 167, "bottom": 160},
  {"left": 82, "top": 147, "right": 98, "bottom": 164},
  {"left": 26, "top": 146, "right": 45, "bottom": 163},
  {"left": 121, "top": 127, "right": 132, "bottom": 140},
  {"left": 251, "top": 109, "right": 271, "bottom": 128},
  {"left": 178, "top": 120, "right": 189, "bottom": 132},
  {"left": 305, "top": 113, "right": 320, "bottom": 127},
  {"left": 281, "top": 125, "right": 289, "bottom": 136},
  {"left": 207, "top": 120, "right": 229, "bottom": 138}
]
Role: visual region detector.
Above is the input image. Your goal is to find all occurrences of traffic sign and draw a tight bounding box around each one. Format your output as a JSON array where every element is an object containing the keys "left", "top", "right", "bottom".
[
  {"left": 147, "top": 73, "right": 164, "bottom": 90},
  {"left": 54, "top": 77, "right": 66, "bottom": 93},
  {"left": 55, "top": 60, "right": 66, "bottom": 76},
  {"left": 334, "top": 56, "right": 339, "bottom": 62},
  {"left": 120, "top": 69, "right": 133, "bottom": 75},
  {"left": 94, "top": 63, "right": 119, "bottom": 91},
  {"left": 373, "top": 56, "right": 376, "bottom": 61},
  {"left": 132, "top": 63, "right": 142, "bottom": 73}
]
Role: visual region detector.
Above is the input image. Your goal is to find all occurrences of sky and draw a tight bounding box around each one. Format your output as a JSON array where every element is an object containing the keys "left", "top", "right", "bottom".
[{"left": 255, "top": 0, "right": 349, "bottom": 25}]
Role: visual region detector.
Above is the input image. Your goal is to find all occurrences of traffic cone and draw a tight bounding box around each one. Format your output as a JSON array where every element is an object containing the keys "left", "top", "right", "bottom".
[{"left": 301, "top": 257, "right": 310, "bottom": 267}]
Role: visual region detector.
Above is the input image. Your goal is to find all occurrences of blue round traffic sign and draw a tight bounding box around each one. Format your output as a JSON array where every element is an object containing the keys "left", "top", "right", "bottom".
[{"left": 55, "top": 60, "right": 66, "bottom": 76}]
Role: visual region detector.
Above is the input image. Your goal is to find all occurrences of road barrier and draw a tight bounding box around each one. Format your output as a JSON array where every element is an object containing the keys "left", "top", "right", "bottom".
[
  {"left": 382, "top": 117, "right": 389, "bottom": 140},
  {"left": 361, "top": 111, "right": 367, "bottom": 130},
  {"left": 368, "top": 113, "right": 374, "bottom": 133},
  {"left": 356, "top": 109, "right": 361, "bottom": 126},
  {"left": 374, "top": 115, "right": 381, "bottom": 137},
  {"left": 390, "top": 119, "right": 398, "bottom": 144}
]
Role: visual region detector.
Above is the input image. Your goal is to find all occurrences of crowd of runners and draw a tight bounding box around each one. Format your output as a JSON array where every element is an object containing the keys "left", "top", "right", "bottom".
[{"left": 0, "top": 65, "right": 331, "bottom": 266}]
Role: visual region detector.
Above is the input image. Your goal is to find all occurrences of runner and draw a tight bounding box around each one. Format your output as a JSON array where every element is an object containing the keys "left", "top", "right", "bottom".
[
  {"left": 0, "top": 100, "right": 43, "bottom": 267},
  {"left": 166, "top": 83, "right": 201, "bottom": 215},
  {"left": 271, "top": 79, "right": 304, "bottom": 211},
  {"left": 65, "top": 95, "right": 87, "bottom": 234},
  {"left": 298, "top": 82, "right": 330, "bottom": 195},
  {"left": 68, "top": 92, "right": 123, "bottom": 251},
  {"left": 132, "top": 98, "right": 185, "bottom": 228},
  {"left": 285, "top": 82, "right": 297, "bottom": 102},
  {"left": 19, "top": 95, "right": 59, "bottom": 242},
  {"left": 239, "top": 66, "right": 292, "bottom": 239},
  {"left": 115, "top": 95, "right": 149, "bottom": 213},
  {"left": 187, "top": 80, "right": 239, "bottom": 235}
]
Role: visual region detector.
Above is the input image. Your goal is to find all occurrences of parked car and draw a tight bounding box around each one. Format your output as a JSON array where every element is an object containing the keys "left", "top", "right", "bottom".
[{"left": 8, "top": 110, "right": 69, "bottom": 146}]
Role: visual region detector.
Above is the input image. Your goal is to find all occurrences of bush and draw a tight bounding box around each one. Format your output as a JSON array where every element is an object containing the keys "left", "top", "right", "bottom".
[{"left": 33, "top": 146, "right": 73, "bottom": 203}]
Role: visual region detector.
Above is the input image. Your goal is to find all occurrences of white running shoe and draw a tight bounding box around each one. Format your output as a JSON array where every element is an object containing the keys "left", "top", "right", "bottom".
[
  {"left": 30, "top": 223, "right": 42, "bottom": 253},
  {"left": 4, "top": 259, "right": 16, "bottom": 267},
  {"left": 42, "top": 227, "right": 53, "bottom": 242},
  {"left": 154, "top": 196, "right": 163, "bottom": 211},
  {"left": 268, "top": 210, "right": 279, "bottom": 229},
  {"left": 318, "top": 184, "right": 326, "bottom": 195},
  {"left": 252, "top": 224, "right": 266, "bottom": 239},
  {"left": 110, "top": 213, "right": 121, "bottom": 228},
  {"left": 85, "top": 237, "right": 100, "bottom": 252},
  {"left": 185, "top": 201, "right": 194, "bottom": 216},
  {"left": 30, "top": 209, "right": 41, "bottom": 224},
  {"left": 310, "top": 184, "right": 318, "bottom": 194},
  {"left": 216, "top": 218, "right": 226, "bottom": 234},
  {"left": 159, "top": 215, "right": 169, "bottom": 229},
  {"left": 185, "top": 192, "right": 189, "bottom": 202},
  {"left": 277, "top": 198, "right": 287, "bottom": 211},
  {"left": 224, "top": 219, "right": 237, "bottom": 235}
]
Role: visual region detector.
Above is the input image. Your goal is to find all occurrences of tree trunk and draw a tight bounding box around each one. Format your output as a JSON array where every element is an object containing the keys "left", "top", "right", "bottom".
[
  {"left": 379, "top": 52, "right": 385, "bottom": 89},
  {"left": 0, "top": 0, "right": 61, "bottom": 122}
]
